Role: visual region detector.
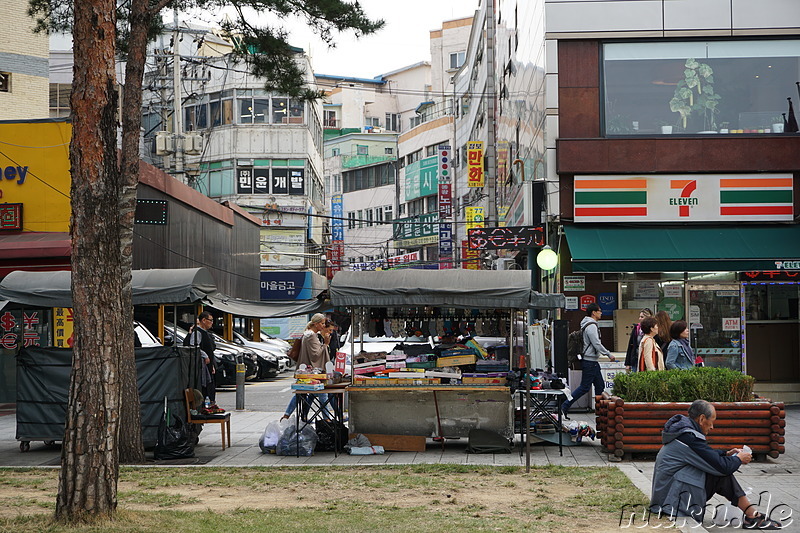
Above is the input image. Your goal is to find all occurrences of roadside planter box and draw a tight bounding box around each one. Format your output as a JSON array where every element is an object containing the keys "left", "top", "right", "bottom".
[{"left": 595, "top": 397, "right": 786, "bottom": 460}]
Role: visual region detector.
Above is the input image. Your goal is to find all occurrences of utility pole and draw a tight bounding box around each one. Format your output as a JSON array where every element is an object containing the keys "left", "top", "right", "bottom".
[
  {"left": 172, "top": 9, "right": 185, "bottom": 184},
  {"left": 485, "top": 0, "right": 498, "bottom": 226}
]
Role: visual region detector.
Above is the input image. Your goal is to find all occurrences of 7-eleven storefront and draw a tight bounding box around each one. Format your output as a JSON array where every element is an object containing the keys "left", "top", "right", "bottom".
[{"left": 560, "top": 173, "right": 800, "bottom": 403}]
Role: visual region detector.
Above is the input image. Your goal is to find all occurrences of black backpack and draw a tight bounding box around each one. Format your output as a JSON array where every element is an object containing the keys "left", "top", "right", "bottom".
[{"left": 566, "top": 323, "right": 592, "bottom": 368}]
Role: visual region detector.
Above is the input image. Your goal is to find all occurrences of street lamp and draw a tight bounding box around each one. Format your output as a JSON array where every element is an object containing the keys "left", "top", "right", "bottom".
[{"left": 536, "top": 245, "right": 558, "bottom": 271}]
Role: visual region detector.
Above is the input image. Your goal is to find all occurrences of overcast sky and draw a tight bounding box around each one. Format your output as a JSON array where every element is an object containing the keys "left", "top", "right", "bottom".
[
  {"left": 297, "top": 1, "right": 478, "bottom": 78},
  {"left": 201, "top": 1, "right": 478, "bottom": 80}
]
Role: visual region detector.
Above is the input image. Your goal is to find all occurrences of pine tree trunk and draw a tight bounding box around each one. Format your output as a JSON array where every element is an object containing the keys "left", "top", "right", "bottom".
[
  {"left": 55, "top": 0, "right": 122, "bottom": 521},
  {"left": 116, "top": 0, "right": 153, "bottom": 466}
]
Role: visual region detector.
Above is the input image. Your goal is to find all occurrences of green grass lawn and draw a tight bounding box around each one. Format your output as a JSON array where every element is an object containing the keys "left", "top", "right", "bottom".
[{"left": 0, "top": 465, "right": 658, "bottom": 532}]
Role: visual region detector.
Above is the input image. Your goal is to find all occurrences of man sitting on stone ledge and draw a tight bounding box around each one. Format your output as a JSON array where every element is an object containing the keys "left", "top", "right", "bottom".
[{"left": 650, "top": 399, "right": 783, "bottom": 529}]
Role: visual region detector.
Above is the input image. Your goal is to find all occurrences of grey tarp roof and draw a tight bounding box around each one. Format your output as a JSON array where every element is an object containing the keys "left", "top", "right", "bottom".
[
  {"left": 0, "top": 268, "right": 325, "bottom": 318},
  {"left": 0, "top": 268, "right": 216, "bottom": 308},
  {"left": 204, "top": 292, "right": 328, "bottom": 318},
  {"left": 330, "top": 270, "right": 565, "bottom": 309}
]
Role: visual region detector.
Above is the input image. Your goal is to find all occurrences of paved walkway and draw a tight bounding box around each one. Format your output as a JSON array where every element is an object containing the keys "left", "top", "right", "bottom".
[{"left": 0, "top": 400, "right": 797, "bottom": 532}]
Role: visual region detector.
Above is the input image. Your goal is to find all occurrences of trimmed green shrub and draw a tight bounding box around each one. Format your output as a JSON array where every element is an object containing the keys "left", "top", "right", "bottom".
[{"left": 612, "top": 367, "right": 755, "bottom": 402}]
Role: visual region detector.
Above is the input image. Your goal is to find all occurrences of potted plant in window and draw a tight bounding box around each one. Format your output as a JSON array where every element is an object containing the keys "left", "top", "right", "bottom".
[
  {"left": 656, "top": 120, "right": 674, "bottom": 134},
  {"left": 669, "top": 58, "right": 722, "bottom": 132}
]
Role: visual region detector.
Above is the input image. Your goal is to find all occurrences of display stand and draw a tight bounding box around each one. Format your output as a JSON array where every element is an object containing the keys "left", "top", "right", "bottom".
[
  {"left": 329, "top": 270, "right": 566, "bottom": 457},
  {"left": 293, "top": 388, "right": 346, "bottom": 457},
  {"left": 517, "top": 389, "right": 567, "bottom": 456}
]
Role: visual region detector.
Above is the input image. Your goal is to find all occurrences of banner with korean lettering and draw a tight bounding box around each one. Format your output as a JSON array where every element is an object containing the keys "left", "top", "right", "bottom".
[
  {"left": 438, "top": 183, "right": 452, "bottom": 220},
  {"left": 467, "top": 141, "right": 485, "bottom": 188},
  {"left": 462, "top": 239, "right": 480, "bottom": 270},
  {"left": 439, "top": 222, "right": 453, "bottom": 269},
  {"left": 331, "top": 194, "right": 344, "bottom": 241}
]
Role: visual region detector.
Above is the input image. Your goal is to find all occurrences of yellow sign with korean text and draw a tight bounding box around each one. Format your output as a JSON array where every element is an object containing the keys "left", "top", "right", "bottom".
[
  {"left": 465, "top": 206, "right": 485, "bottom": 230},
  {"left": 467, "top": 141, "right": 484, "bottom": 188}
]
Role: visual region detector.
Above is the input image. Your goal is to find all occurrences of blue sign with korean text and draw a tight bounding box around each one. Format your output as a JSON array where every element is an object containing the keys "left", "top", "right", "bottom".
[
  {"left": 331, "top": 194, "right": 344, "bottom": 241},
  {"left": 260, "top": 271, "right": 312, "bottom": 300}
]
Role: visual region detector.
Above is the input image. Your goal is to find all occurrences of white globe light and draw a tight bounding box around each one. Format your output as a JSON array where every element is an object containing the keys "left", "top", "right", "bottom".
[{"left": 536, "top": 246, "right": 558, "bottom": 271}]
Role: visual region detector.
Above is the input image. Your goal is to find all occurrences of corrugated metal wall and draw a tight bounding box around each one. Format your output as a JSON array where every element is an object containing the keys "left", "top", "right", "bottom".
[{"left": 133, "top": 184, "right": 260, "bottom": 299}]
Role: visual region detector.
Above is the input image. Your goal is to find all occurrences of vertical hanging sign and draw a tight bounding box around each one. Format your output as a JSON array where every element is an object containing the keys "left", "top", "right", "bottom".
[
  {"left": 437, "top": 145, "right": 453, "bottom": 269},
  {"left": 467, "top": 141, "right": 485, "bottom": 188}
]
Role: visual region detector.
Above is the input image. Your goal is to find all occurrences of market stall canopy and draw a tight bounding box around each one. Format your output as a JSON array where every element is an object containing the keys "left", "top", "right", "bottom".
[
  {"left": 0, "top": 268, "right": 217, "bottom": 308},
  {"left": 203, "top": 292, "right": 327, "bottom": 318},
  {"left": 564, "top": 224, "right": 800, "bottom": 272},
  {"left": 0, "top": 268, "right": 326, "bottom": 318},
  {"left": 330, "top": 270, "right": 565, "bottom": 309}
]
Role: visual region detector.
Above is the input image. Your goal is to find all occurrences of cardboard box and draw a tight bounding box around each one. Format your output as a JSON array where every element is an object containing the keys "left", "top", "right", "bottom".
[
  {"left": 437, "top": 354, "right": 477, "bottom": 367},
  {"left": 462, "top": 376, "right": 505, "bottom": 384}
]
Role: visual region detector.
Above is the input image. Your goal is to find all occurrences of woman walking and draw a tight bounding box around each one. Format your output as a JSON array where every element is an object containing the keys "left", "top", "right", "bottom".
[
  {"left": 638, "top": 316, "right": 665, "bottom": 371},
  {"left": 624, "top": 308, "right": 652, "bottom": 372},
  {"left": 665, "top": 320, "right": 695, "bottom": 369},
  {"left": 654, "top": 310, "right": 673, "bottom": 354}
]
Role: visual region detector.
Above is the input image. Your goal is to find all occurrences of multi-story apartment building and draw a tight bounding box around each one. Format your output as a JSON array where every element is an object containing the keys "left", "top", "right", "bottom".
[
  {"left": 0, "top": 0, "right": 49, "bottom": 120},
  {"left": 393, "top": 16, "right": 473, "bottom": 268},
  {"left": 141, "top": 25, "right": 328, "bottom": 304}
]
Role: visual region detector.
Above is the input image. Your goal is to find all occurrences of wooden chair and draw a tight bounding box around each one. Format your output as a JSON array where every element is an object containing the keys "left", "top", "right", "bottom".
[{"left": 184, "top": 389, "right": 231, "bottom": 450}]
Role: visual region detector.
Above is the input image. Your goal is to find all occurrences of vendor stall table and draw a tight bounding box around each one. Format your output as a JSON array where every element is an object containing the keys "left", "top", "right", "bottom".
[
  {"left": 293, "top": 387, "right": 346, "bottom": 457},
  {"left": 347, "top": 385, "right": 513, "bottom": 441}
]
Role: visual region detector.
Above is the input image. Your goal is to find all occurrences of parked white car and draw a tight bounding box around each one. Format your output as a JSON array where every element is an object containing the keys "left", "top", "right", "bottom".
[{"left": 232, "top": 331, "right": 291, "bottom": 373}]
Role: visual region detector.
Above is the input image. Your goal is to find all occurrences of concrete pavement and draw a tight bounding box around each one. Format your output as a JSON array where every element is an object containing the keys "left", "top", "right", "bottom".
[{"left": 0, "top": 384, "right": 797, "bottom": 532}]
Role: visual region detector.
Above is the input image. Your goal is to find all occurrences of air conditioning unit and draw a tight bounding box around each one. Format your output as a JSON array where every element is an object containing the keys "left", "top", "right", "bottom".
[
  {"left": 184, "top": 131, "right": 203, "bottom": 155},
  {"left": 494, "top": 258, "right": 516, "bottom": 270},
  {"left": 155, "top": 131, "right": 173, "bottom": 155}
]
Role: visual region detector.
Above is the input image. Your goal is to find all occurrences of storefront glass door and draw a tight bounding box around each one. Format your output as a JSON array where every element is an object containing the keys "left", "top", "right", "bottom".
[{"left": 687, "top": 283, "right": 742, "bottom": 371}]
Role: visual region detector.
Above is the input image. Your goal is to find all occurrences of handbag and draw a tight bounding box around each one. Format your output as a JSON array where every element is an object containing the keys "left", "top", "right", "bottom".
[{"left": 287, "top": 338, "right": 301, "bottom": 362}]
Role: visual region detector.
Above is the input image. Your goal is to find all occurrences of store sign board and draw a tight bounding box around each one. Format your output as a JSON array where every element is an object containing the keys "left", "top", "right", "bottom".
[
  {"left": 722, "top": 317, "right": 740, "bottom": 331},
  {"left": 467, "top": 141, "right": 484, "bottom": 188},
  {"left": 53, "top": 307, "right": 74, "bottom": 348},
  {"left": 465, "top": 206, "right": 484, "bottom": 230},
  {"left": 388, "top": 251, "right": 421, "bottom": 268},
  {"left": 437, "top": 145, "right": 451, "bottom": 183},
  {"left": 598, "top": 293, "right": 617, "bottom": 314},
  {"left": 439, "top": 222, "right": 453, "bottom": 269},
  {"left": 467, "top": 226, "right": 544, "bottom": 250},
  {"left": 394, "top": 213, "right": 438, "bottom": 242},
  {"left": 574, "top": 174, "right": 793, "bottom": 223},
  {"left": 438, "top": 183, "right": 452, "bottom": 220},
  {"left": 331, "top": 194, "right": 344, "bottom": 241},
  {"left": 405, "top": 156, "right": 438, "bottom": 201},
  {"left": 0, "top": 203, "right": 22, "bottom": 230},
  {"left": 565, "top": 296, "right": 579, "bottom": 310},
  {"left": 740, "top": 270, "right": 800, "bottom": 281},
  {"left": 461, "top": 239, "right": 480, "bottom": 270},
  {"left": 563, "top": 276, "right": 585, "bottom": 292},
  {"left": 0, "top": 121, "right": 72, "bottom": 232},
  {"left": 259, "top": 271, "right": 312, "bottom": 300},
  {"left": 580, "top": 294, "right": 596, "bottom": 311},
  {"left": 260, "top": 228, "right": 305, "bottom": 267}
]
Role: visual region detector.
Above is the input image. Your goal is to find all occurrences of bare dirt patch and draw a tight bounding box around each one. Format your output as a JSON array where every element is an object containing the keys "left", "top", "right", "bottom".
[{"left": 0, "top": 466, "right": 660, "bottom": 532}]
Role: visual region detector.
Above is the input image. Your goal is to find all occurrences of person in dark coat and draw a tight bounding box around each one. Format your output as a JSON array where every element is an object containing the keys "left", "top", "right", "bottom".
[
  {"left": 650, "top": 400, "right": 782, "bottom": 529},
  {"left": 624, "top": 308, "right": 652, "bottom": 371},
  {"left": 183, "top": 311, "right": 218, "bottom": 405}
]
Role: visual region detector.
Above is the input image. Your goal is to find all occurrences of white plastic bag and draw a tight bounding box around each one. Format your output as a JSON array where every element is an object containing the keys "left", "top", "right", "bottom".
[{"left": 259, "top": 416, "right": 296, "bottom": 453}]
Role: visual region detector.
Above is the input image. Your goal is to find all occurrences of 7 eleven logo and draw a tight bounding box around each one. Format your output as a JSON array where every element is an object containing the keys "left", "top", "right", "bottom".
[{"left": 669, "top": 180, "right": 698, "bottom": 217}]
